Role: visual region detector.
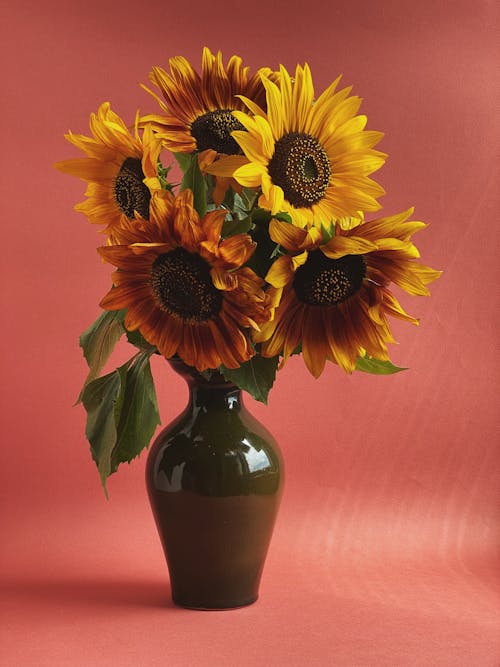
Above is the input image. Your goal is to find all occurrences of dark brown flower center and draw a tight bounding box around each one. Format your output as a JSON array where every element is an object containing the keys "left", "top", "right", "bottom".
[
  {"left": 293, "top": 250, "right": 366, "bottom": 306},
  {"left": 114, "top": 157, "right": 150, "bottom": 219},
  {"left": 267, "top": 133, "right": 331, "bottom": 208},
  {"left": 190, "top": 109, "right": 245, "bottom": 154},
  {"left": 150, "top": 247, "right": 222, "bottom": 321}
]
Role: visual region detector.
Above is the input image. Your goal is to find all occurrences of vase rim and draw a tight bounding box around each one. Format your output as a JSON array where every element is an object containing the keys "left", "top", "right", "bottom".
[{"left": 167, "top": 356, "right": 237, "bottom": 389}]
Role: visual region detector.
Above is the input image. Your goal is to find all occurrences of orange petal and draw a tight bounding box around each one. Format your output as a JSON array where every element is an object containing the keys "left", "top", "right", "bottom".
[
  {"left": 198, "top": 149, "right": 218, "bottom": 172},
  {"left": 210, "top": 267, "right": 238, "bottom": 291},
  {"left": 218, "top": 234, "right": 256, "bottom": 268},
  {"left": 301, "top": 306, "right": 328, "bottom": 378},
  {"left": 201, "top": 209, "right": 226, "bottom": 244}
]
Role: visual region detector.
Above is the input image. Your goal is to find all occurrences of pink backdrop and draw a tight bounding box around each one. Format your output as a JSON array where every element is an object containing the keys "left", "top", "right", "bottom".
[{"left": 1, "top": 0, "right": 498, "bottom": 664}]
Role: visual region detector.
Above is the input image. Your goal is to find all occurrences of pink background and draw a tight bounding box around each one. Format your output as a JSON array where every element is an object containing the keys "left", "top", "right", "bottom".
[{"left": 1, "top": 0, "right": 498, "bottom": 665}]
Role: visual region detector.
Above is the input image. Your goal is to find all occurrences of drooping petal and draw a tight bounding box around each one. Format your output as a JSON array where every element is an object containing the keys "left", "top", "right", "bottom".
[{"left": 95, "top": 189, "right": 273, "bottom": 372}]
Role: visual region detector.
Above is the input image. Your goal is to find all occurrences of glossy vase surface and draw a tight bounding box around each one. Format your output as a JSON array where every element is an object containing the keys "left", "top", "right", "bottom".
[{"left": 146, "top": 359, "right": 283, "bottom": 610}]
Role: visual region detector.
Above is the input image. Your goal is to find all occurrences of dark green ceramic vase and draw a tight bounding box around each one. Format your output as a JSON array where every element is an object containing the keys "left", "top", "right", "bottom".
[{"left": 146, "top": 358, "right": 283, "bottom": 610}]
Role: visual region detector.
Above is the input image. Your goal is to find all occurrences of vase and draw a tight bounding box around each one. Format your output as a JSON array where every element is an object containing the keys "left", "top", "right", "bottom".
[{"left": 145, "top": 358, "right": 283, "bottom": 610}]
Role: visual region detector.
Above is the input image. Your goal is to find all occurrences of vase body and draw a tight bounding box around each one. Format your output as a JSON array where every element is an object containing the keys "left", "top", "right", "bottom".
[{"left": 146, "top": 359, "right": 283, "bottom": 610}]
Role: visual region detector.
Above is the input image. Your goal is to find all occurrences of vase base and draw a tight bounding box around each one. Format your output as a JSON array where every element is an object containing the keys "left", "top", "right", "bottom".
[{"left": 172, "top": 595, "right": 258, "bottom": 611}]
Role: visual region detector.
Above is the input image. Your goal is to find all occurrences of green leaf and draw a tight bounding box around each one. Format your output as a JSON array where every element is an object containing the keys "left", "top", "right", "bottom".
[
  {"left": 77, "top": 310, "right": 124, "bottom": 403},
  {"left": 81, "top": 352, "right": 161, "bottom": 494},
  {"left": 241, "top": 187, "right": 258, "bottom": 209},
  {"left": 274, "top": 211, "right": 293, "bottom": 224},
  {"left": 232, "top": 192, "right": 248, "bottom": 218},
  {"left": 123, "top": 327, "right": 154, "bottom": 350},
  {"left": 221, "top": 356, "right": 279, "bottom": 404},
  {"left": 355, "top": 356, "right": 407, "bottom": 375},
  {"left": 114, "top": 352, "right": 161, "bottom": 464},
  {"left": 172, "top": 152, "right": 192, "bottom": 173},
  {"left": 233, "top": 189, "right": 258, "bottom": 218},
  {"left": 174, "top": 152, "right": 207, "bottom": 217},
  {"left": 81, "top": 365, "right": 127, "bottom": 494},
  {"left": 221, "top": 215, "right": 253, "bottom": 238}
]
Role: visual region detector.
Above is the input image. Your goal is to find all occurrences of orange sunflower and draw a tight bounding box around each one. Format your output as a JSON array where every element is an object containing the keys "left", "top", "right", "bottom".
[
  {"left": 207, "top": 64, "right": 387, "bottom": 227},
  {"left": 140, "top": 47, "right": 275, "bottom": 204},
  {"left": 98, "top": 189, "right": 272, "bottom": 371},
  {"left": 254, "top": 209, "right": 441, "bottom": 377},
  {"left": 55, "top": 103, "right": 164, "bottom": 243}
]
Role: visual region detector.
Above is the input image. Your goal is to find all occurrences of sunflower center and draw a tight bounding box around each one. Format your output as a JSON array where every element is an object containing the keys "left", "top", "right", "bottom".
[
  {"left": 150, "top": 247, "right": 222, "bottom": 321},
  {"left": 114, "top": 157, "right": 151, "bottom": 219},
  {"left": 293, "top": 250, "right": 366, "bottom": 306},
  {"left": 191, "top": 109, "right": 245, "bottom": 154},
  {"left": 267, "top": 133, "right": 331, "bottom": 208}
]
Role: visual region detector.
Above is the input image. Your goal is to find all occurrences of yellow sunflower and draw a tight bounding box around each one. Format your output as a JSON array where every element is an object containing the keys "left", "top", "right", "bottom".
[
  {"left": 140, "top": 47, "right": 274, "bottom": 204},
  {"left": 254, "top": 209, "right": 441, "bottom": 377},
  {"left": 98, "top": 189, "right": 272, "bottom": 371},
  {"left": 55, "top": 103, "right": 163, "bottom": 243},
  {"left": 207, "top": 64, "right": 387, "bottom": 227}
]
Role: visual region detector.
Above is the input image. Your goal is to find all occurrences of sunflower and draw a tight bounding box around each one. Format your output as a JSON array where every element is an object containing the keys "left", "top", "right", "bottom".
[
  {"left": 207, "top": 64, "right": 387, "bottom": 227},
  {"left": 254, "top": 209, "right": 441, "bottom": 377},
  {"left": 98, "top": 189, "right": 272, "bottom": 371},
  {"left": 55, "top": 103, "right": 164, "bottom": 243},
  {"left": 140, "top": 47, "right": 274, "bottom": 204}
]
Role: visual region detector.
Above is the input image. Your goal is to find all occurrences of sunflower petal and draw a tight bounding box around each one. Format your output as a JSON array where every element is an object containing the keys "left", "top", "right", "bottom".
[
  {"left": 265, "top": 256, "right": 295, "bottom": 288},
  {"left": 268, "top": 218, "right": 310, "bottom": 250},
  {"left": 302, "top": 306, "right": 328, "bottom": 378},
  {"left": 210, "top": 267, "right": 238, "bottom": 291},
  {"left": 322, "top": 235, "right": 378, "bottom": 258},
  {"left": 205, "top": 155, "right": 249, "bottom": 178}
]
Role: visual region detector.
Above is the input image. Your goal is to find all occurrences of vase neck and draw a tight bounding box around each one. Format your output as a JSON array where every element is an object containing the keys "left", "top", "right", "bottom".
[
  {"left": 167, "top": 357, "right": 242, "bottom": 411},
  {"left": 188, "top": 382, "right": 242, "bottom": 411}
]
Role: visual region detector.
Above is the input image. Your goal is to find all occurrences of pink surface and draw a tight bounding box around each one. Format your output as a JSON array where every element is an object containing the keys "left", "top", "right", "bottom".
[{"left": 1, "top": 0, "right": 499, "bottom": 665}]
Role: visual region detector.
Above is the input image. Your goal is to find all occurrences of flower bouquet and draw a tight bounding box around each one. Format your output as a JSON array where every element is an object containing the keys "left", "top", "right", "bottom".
[{"left": 56, "top": 48, "right": 440, "bottom": 493}]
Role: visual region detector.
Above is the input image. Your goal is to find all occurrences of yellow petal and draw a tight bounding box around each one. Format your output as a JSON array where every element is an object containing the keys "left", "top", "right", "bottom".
[
  {"left": 262, "top": 76, "right": 284, "bottom": 140},
  {"left": 322, "top": 235, "right": 378, "bottom": 259},
  {"left": 234, "top": 162, "right": 267, "bottom": 188},
  {"left": 264, "top": 184, "right": 285, "bottom": 215},
  {"left": 232, "top": 130, "right": 268, "bottom": 164},
  {"left": 235, "top": 94, "right": 267, "bottom": 118},
  {"left": 291, "top": 251, "right": 308, "bottom": 270},
  {"left": 205, "top": 155, "right": 249, "bottom": 177},
  {"left": 265, "top": 256, "right": 295, "bottom": 288}
]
